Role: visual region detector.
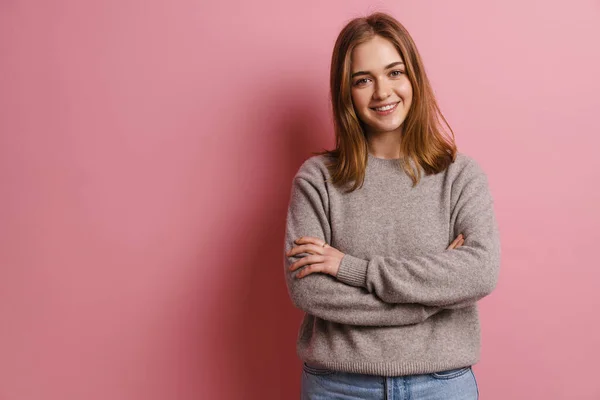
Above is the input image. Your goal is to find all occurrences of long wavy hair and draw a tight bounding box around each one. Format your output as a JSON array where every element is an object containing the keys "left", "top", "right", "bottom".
[{"left": 315, "top": 12, "right": 457, "bottom": 192}]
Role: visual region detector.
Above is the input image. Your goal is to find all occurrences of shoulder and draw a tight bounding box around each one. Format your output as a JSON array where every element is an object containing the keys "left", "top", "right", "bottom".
[
  {"left": 293, "top": 154, "right": 333, "bottom": 184},
  {"left": 442, "top": 151, "right": 493, "bottom": 198},
  {"left": 446, "top": 151, "right": 488, "bottom": 181}
]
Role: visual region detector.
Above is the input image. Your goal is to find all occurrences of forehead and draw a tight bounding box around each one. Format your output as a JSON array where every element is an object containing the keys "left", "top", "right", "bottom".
[{"left": 351, "top": 36, "right": 403, "bottom": 70}]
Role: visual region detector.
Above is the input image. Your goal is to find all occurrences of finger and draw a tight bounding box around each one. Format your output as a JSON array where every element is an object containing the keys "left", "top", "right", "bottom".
[
  {"left": 288, "top": 255, "right": 324, "bottom": 272},
  {"left": 447, "top": 234, "right": 464, "bottom": 250},
  {"left": 447, "top": 236, "right": 460, "bottom": 250},
  {"left": 287, "top": 244, "right": 325, "bottom": 257},
  {"left": 294, "top": 236, "right": 325, "bottom": 246},
  {"left": 296, "top": 263, "right": 326, "bottom": 279},
  {"left": 450, "top": 237, "right": 465, "bottom": 250}
]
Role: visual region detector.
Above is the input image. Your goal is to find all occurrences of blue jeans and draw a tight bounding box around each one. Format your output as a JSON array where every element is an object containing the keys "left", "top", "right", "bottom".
[{"left": 301, "top": 362, "right": 479, "bottom": 399}]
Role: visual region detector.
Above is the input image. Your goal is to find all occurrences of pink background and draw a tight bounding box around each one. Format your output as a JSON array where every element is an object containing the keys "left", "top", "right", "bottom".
[{"left": 1, "top": 1, "right": 599, "bottom": 399}]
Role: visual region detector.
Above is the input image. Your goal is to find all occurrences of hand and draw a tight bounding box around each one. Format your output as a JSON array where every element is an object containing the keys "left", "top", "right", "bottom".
[
  {"left": 447, "top": 233, "right": 465, "bottom": 250},
  {"left": 286, "top": 236, "right": 345, "bottom": 279}
]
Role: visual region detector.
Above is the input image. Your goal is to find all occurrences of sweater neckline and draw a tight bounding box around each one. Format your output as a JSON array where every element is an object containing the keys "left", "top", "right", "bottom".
[{"left": 368, "top": 153, "right": 403, "bottom": 164}]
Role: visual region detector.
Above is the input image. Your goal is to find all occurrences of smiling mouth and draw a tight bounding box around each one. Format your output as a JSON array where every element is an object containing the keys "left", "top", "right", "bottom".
[
  {"left": 370, "top": 101, "right": 400, "bottom": 111},
  {"left": 371, "top": 101, "right": 400, "bottom": 115}
]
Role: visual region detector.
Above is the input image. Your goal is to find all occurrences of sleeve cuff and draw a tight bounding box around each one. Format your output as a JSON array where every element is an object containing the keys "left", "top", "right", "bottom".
[{"left": 336, "top": 254, "right": 369, "bottom": 288}]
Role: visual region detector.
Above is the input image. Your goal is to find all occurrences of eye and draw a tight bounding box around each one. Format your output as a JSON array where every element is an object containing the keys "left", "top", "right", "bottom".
[
  {"left": 390, "top": 70, "right": 405, "bottom": 77},
  {"left": 354, "top": 78, "right": 370, "bottom": 86}
]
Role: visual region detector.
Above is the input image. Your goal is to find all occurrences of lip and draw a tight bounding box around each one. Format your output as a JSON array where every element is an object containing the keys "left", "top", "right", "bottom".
[
  {"left": 370, "top": 101, "right": 400, "bottom": 109},
  {"left": 371, "top": 101, "right": 400, "bottom": 116}
]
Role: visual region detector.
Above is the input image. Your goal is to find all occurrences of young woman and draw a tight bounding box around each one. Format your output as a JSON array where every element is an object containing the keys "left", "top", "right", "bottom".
[{"left": 283, "top": 12, "right": 500, "bottom": 399}]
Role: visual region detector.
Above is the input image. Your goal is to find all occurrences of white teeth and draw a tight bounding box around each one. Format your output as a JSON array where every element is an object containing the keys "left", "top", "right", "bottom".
[{"left": 374, "top": 103, "right": 397, "bottom": 111}]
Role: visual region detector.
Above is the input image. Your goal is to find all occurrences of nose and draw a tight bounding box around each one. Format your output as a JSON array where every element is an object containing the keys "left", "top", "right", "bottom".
[{"left": 373, "top": 80, "right": 391, "bottom": 100}]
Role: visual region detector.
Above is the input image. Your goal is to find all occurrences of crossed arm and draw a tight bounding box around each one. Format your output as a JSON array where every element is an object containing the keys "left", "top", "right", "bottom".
[{"left": 283, "top": 160, "right": 500, "bottom": 326}]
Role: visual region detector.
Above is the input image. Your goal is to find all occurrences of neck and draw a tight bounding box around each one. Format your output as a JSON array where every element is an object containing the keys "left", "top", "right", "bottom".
[{"left": 366, "top": 129, "right": 403, "bottom": 159}]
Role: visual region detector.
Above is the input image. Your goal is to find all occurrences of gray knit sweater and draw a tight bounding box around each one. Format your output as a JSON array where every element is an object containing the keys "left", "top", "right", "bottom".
[{"left": 283, "top": 152, "right": 501, "bottom": 376}]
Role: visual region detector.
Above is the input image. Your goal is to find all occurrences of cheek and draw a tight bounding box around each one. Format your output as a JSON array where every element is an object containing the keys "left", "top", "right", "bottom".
[
  {"left": 351, "top": 90, "right": 368, "bottom": 110},
  {"left": 405, "top": 81, "right": 414, "bottom": 98},
  {"left": 397, "top": 80, "right": 412, "bottom": 97},
  {"left": 350, "top": 89, "right": 360, "bottom": 102},
  {"left": 350, "top": 90, "right": 357, "bottom": 106}
]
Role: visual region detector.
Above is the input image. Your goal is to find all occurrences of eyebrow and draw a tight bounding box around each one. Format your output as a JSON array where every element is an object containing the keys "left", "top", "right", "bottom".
[{"left": 351, "top": 61, "right": 405, "bottom": 79}]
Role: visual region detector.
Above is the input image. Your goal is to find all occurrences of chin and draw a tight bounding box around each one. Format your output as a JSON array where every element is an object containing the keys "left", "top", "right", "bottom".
[{"left": 369, "top": 121, "right": 403, "bottom": 132}]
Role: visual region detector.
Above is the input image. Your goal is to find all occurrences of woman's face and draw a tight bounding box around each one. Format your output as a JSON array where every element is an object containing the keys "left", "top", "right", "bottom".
[{"left": 350, "top": 35, "right": 413, "bottom": 136}]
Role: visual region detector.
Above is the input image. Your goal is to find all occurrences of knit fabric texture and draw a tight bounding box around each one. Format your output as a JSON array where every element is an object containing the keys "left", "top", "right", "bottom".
[{"left": 283, "top": 152, "right": 501, "bottom": 376}]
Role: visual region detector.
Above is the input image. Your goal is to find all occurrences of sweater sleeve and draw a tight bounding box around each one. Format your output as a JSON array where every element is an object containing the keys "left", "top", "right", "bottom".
[
  {"left": 335, "top": 158, "right": 501, "bottom": 308},
  {"left": 283, "top": 174, "right": 445, "bottom": 326}
]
